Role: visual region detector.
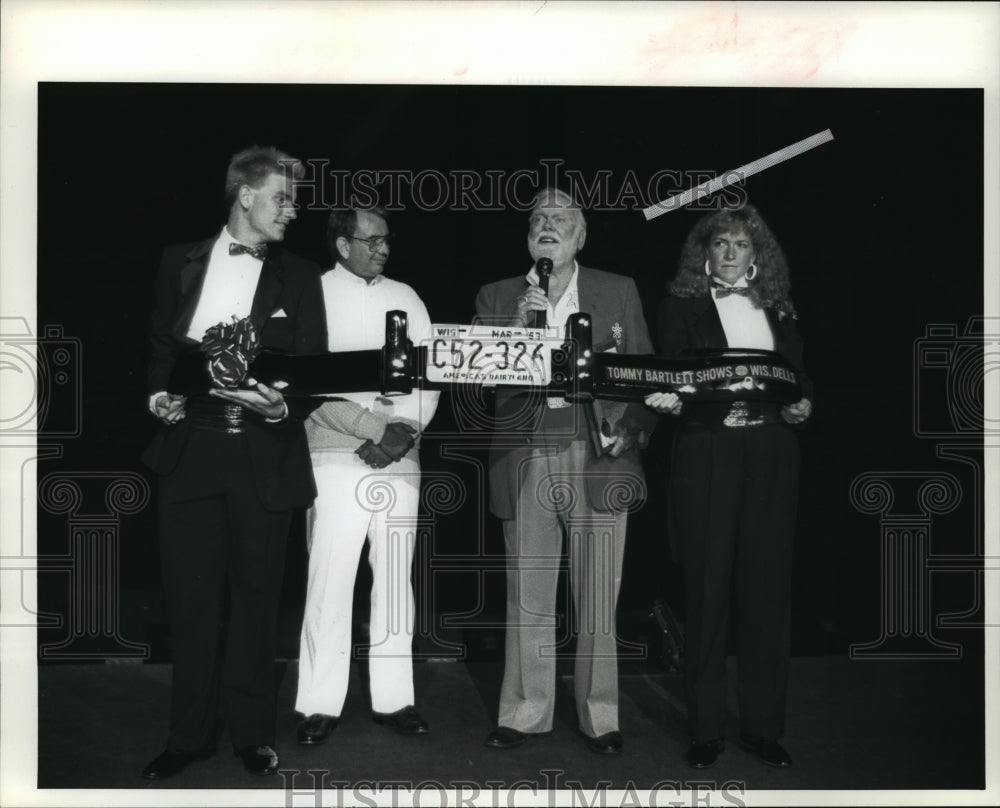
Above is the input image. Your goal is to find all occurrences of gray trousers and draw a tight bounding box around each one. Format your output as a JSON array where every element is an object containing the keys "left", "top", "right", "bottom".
[{"left": 498, "top": 441, "right": 627, "bottom": 738}]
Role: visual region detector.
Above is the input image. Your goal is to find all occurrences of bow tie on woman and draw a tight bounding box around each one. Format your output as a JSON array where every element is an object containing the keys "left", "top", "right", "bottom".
[{"left": 710, "top": 280, "right": 750, "bottom": 298}]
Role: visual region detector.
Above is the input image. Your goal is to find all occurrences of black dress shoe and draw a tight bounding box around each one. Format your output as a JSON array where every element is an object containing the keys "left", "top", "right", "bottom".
[
  {"left": 142, "top": 748, "right": 209, "bottom": 780},
  {"left": 740, "top": 734, "right": 793, "bottom": 768},
  {"left": 372, "top": 705, "right": 429, "bottom": 735},
  {"left": 484, "top": 726, "right": 526, "bottom": 748},
  {"left": 483, "top": 726, "right": 551, "bottom": 748},
  {"left": 584, "top": 730, "right": 623, "bottom": 755},
  {"left": 234, "top": 745, "right": 279, "bottom": 776},
  {"left": 685, "top": 739, "right": 724, "bottom": 769},
  {"left": 297, "top": 713, "right": 339, "bottom": 745}
]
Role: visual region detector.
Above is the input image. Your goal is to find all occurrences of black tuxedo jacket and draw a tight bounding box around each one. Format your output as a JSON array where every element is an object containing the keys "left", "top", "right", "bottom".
[
  {"left": 142, "top": 235, "right": 328, "bottom": 511},
  {"left": 657, "top": 294, "right": 813, "bottom": 421}
]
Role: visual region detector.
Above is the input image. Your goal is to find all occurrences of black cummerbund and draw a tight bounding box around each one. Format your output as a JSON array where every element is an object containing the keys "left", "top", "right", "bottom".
[{"left": 186, "top": 396, "right": 245, "bottom": 434}]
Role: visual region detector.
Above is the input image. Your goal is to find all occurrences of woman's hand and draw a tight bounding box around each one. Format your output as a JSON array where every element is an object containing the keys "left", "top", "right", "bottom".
[
  {"left": 644, "top": 391, "right": 683, "bottom": 415},
  {"left": 781, "top": 397, "right": 812, "bottom": 424}
]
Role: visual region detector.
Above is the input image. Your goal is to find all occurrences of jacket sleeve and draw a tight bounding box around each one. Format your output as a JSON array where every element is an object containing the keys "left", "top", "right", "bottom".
[
  {"left": 475, "top": 281, "right": 522, "bottom": 327},
  {"left": 780, "top": 314, "right": 814, "bottom": 403},
  {"left": 620, "top": 278, "right": 658, "bottom": 438},
  {"left": 276, "top": 261, "right": 329, "bottom": 425},
  {"left": 307, "top": 400, "right": 388, "bottom": 442},
  {"left": 290, "top": 261, "right": 328, "bottom": 355},
  {"left": 148, "top": 247, "right": 182, "bottom": 395},
  {"left": 623, "top": 278, "right": 654, "bottom": 356},
  {"left": 656, "top": 295, "right": 691, "bottom": 358}
]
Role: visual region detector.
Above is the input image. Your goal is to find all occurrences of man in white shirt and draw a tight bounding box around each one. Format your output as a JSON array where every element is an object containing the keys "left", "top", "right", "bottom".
[{"left": 294, "top": 207, "right": 440, "bottom": 744}]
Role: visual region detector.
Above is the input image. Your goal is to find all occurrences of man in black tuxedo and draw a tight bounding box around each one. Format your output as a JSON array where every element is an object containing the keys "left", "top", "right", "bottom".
[{"left": 141, "top": 145, "right": 328, "bottom": 779}]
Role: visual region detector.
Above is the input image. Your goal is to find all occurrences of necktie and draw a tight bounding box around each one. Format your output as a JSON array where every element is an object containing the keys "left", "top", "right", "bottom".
[
  {"left": 712, "top": 281, "right": 750, "bottom": 298},
  {"left": 229, "top": 242, "right": 268, "bottom": 260}
]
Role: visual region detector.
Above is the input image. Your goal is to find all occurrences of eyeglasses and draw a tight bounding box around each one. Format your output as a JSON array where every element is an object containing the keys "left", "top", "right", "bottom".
[{"left": 344, "top": 234, "right": 394, "bottom": 252}]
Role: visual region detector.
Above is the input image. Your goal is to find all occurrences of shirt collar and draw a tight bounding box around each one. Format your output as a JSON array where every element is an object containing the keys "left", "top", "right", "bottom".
[
  {"left": 711, "top": 274, "right": 750, "bottom": 289},
  {"left": 332, "top": 262, "right": 384, "bottom": 286}
]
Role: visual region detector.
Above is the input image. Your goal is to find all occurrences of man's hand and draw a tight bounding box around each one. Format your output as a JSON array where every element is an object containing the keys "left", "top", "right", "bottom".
[
  {"left": 781, "top": 397, "right": 812, "bottom": 425},
  {"left": 153, "top": 393, "right": 187, "bottom": 425},
  {"left": 356, "top": 440, "right": 395, "bottom": 469},
  {"left": 514, "top": 286, "right": 549, "bottom": 327},
  {"left": 377, "top": 421, "right": 418, "bottom": 461},
  {"left": 209, "top": 378, "right": 287, "bottom": 420},
  {"left": 644, "top": 392, "right": 683, "bottom": 416},
  {"left": 607, "top": 417, "right": 645, "bottom": 458}
]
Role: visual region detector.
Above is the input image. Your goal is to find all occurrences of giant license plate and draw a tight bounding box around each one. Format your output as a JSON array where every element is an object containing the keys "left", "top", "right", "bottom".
[{"left": 424, "top": 324, "right": 561, "bottom": 385}]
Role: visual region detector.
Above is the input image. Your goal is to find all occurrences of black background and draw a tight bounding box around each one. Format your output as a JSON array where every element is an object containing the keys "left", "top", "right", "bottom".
[{"left": 34, "top": 83, "right": 985, "bottom": 663}]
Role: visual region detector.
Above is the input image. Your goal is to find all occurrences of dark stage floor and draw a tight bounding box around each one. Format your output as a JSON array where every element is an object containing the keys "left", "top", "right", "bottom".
[{"left": 34, "top": 652, "right": 987, "bottom": 800}]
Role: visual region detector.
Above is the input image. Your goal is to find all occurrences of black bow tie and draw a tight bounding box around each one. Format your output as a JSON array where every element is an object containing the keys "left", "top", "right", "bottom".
[
  {"left": 712, "top": 281, "right": 750, "bottom": 298},
  {"left": 229, "top": 242, "right": 268, "bottom": 260}
]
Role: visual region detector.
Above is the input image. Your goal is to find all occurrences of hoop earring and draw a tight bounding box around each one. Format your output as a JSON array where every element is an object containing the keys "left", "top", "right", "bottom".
[
  {"left": 745, "top": 263, "right": 757, "bottom": 280},
  {"left": 704, "top": 260, "right": 712, "bottom": 276}
]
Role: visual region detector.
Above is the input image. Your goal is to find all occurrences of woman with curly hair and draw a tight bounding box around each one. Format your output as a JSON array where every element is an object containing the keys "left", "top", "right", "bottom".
[{"left": 645, "top": 204, "right": 813, "bottom": 770}]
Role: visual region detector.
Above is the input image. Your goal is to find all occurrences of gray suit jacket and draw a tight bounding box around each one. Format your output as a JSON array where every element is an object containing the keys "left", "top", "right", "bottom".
[{"left": 475, "top": 265, "right": 657, "bottom": 519}]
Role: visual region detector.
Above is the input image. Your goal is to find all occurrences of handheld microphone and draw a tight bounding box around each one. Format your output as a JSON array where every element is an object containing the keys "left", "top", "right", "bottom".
[{"left": 534, "top": 257, "right": 553, "bottom": 329}]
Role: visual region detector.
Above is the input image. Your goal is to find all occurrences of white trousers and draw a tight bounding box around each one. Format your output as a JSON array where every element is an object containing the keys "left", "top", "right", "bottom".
[{"left": 295, "top": 451, "right": 421, "bottom": 716}]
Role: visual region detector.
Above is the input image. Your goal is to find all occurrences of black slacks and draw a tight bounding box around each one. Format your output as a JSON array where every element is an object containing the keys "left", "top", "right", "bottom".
[
  {"left": 670, "top": 421, "right": 799, "bottom": 742},
  {"left": 158, "top": 429, "right": 292, "bottom": 751}
]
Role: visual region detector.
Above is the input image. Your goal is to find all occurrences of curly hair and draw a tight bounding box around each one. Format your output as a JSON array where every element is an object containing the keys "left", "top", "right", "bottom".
[{"left": 668, "top": 204, "right": 796, "bottom": 316}]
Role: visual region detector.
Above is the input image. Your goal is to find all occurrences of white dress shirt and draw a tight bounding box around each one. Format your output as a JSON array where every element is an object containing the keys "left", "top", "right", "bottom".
[
  {"left": 711, "top": 278, "right": 775, "bottom": 351},
  {"left": 525, "top": 260, "right": 580, "bottom": 336},
  {"left": 186, "top": 227, "right": 265, "bottom": 342},
  {"left": 149, "top": 227, "right": 269, "bottom": 416},
  {"left": 526, "top": 261, "right": 579, "bottom": 409},
  {"left": 308, "top": 263, "right": 439, "bottom": 446}
]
